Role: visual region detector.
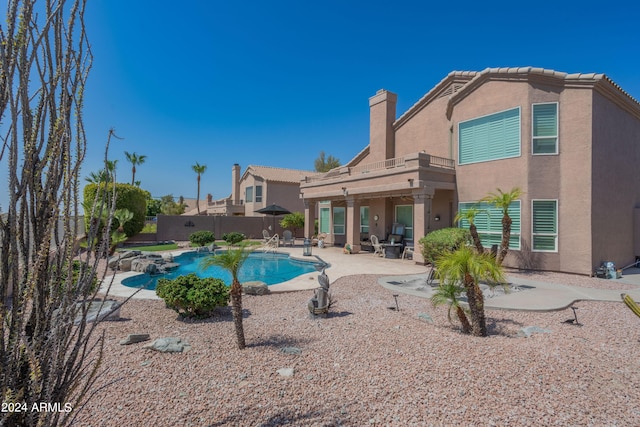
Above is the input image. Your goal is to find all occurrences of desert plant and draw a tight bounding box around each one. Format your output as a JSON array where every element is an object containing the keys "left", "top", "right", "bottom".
[
  {"left": 435, "top": 246, "right": 506, "bottom": 337},
  {"left": 0, "top": 3, "right": 126, "bottom": 424},
  {"left": 192, "top": 162, "right": 207, "bottom": 214},
  {"left": 431, "top": 282, "right": 472, "bottom": 334},
  {"left": 280, "top": 212, "right": 305, "bottom": 237},
  {"left": 84, "top": 183, "right": 147, "bottom": 236},
  {"left": 419, "top": 227, "right": 472, "bottom": 265},
  {"left": 454, "top": 206, "right": 485, "bottom": 254},
  {"left": 189, "top": 230, "right": 216, "bottom": 247},
  {"left": 124, "top": 151, "right": 147, "bottom": 186},
  {"left": 222, "top": 232, "right": 246, "bottom": 246},
  {"left": 481, "top": 187, "right": 523, "bottom": 265},
  {"left": 156, "top": 274, "right": 229, "bottom": 318},
  {"left": 200, "top": 244, "right": 252, "bottom": 349}
]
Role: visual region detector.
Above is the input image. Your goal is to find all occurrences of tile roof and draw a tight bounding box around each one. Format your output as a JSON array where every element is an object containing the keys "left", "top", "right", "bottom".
[
  {"left": 244, "top": 165, "right": 319, "bottom": 184},
  {"left": 396, "top": 67, "right": 640, "bottom": 126}
]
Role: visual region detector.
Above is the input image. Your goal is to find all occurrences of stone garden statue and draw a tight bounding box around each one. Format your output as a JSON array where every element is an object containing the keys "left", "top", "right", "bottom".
[{"left": 308, "top": 267, "right": 330, "bottom": 316}]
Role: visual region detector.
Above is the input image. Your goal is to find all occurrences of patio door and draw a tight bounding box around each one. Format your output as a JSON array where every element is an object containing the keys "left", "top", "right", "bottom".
[{"left": 395, "top": 205, "right": 413, "bottom": 239}]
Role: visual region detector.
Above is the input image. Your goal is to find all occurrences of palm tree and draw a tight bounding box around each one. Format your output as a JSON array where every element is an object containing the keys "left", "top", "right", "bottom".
[
  {"left": 482, "top": 187, "right": 523, "bottom": 266},
  {"left": 200, "top": 244, "right": 252, "bottom": 349},
  {"left": 113, "top": 208, "right": 133, "bottom": 234},
  {"left": 192, "top": 162, "right": 207, "bottom": 215},
  {"left": 454, "top": 206, "right": 484, "bottom": 254},
  {"left": 85, "top": 159, "right": 118, "bottom": 184},
  {"left": 435, "top": 246, "right": 505, "bottom": 337},
  {"left": 125, "top": 151, "right": 147, "bottom": 186},
  {"left": 431, "top": 282, "right": 472, "bottom": 334}
]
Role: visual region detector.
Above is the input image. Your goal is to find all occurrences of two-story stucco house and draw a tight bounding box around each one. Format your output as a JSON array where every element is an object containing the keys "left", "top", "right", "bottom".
[
  {"left": 300, "top": 67, "right": 640, "bottom": 275},
  {"left": 207, "top": 164, "right": 315, "bottom": 217}
]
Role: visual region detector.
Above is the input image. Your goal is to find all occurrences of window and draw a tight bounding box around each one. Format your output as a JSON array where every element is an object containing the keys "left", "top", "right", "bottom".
[
  {"left": 458, "top": 107, "right": 521, "bottom": 165},
  {"left": 360, "top": 206, "right": 369, "bottom": 233},
  {"left": 532, "top": 200, "right": 557, "bottom": 251},
  {"left": 458, "top": 201, "right": 521, "bottom": 250},
  {"left": 255, "top": 185, "right": 263, "bottom": 203},
  {"left": 532, "top": 103, "right": 558, "bottom": 154},
  {"left": 319, "top": 207, "right": 330, "bottom": 234},
  {"left": 333, "top": 207, "right": 345, "bottom": 235},
  {"left": 395, "top": 205, "right": 413, "bottom": 239},
  {"left": 245, "top": 186, "right": 253, "bottom": 203}
]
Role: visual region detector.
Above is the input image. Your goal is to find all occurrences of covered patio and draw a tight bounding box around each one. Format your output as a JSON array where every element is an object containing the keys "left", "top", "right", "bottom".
[{"left": 300, "top": 151, "right": 457, "bottom": 263}]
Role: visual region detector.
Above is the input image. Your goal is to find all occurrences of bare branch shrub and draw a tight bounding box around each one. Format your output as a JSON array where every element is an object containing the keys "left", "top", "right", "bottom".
[{"left": 0, "top": 1, "right": 121, "bottom": 425}]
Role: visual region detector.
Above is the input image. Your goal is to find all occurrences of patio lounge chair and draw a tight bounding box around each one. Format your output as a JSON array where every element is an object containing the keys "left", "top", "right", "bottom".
[
  {"left": 370, "top": 235, "right": 384, "bottom": 257},
  {"left": 282, "top": 230, "right": 294, "bottom": 247}
]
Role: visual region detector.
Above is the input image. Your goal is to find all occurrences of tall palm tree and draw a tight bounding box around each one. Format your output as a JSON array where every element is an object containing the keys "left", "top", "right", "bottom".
[
  {"left": 124, "top": 151, "right": 147, "bottom": 186},
  {"left": 454, "top": 206, "right": 484, "bottom": 254},
  {"left": 200, "top": 244, "right": 252, "bottom": 349},
  {"left": 482, "top": 187, "right": 523, "bottom": 266},
  {"left": 85, "top": 159, "right": 118, "bottom": 184},
  {"left": 435, "top": 246, "right": 505, "bottom": 337},
  {"left": 191, "top": 162, "right": 207, "bottom": 214},
  {"left": 431, "top": 282, "right": 472, "bottom": 334}
]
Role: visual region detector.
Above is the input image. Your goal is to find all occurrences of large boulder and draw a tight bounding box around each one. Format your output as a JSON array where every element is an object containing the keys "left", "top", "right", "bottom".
[
  {"left": 108, "top": 250, "right": 141, "bottom": 269},
  {"left": 242, "top": 281, "right": 270, "bottom": 295}
]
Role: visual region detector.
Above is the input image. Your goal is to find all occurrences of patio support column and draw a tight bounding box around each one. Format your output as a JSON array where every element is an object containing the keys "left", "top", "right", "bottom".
[
  {"left": 412, "top": 187, "right": 435, "bottom": 264},
  {"left": 345, "top": 197, "right": 361, "bottom": 253},
  {"left": 304, "top": 200, "right": 316, "bottom": 239}
]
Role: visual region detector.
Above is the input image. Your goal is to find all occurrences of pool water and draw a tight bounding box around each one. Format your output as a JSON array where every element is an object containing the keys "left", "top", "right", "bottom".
[{"left": 121, "top": 251, "right": 321, "bottom": 290}]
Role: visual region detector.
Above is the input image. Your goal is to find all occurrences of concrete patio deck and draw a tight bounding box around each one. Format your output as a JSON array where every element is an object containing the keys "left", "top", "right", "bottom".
[{"left": 100, "top": 245, "right": 640, "bottom": 312}]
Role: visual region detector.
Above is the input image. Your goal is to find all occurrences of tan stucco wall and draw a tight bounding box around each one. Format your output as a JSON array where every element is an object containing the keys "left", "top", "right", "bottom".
[
  {"left": 591, "top": 90, "right": 640, "bottom": 269},
  {"left": 394, "top": 94, "right": 452, "bottom": 159}
]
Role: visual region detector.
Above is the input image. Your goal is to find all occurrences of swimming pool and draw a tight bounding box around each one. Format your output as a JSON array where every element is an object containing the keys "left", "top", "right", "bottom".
[{"left": 121, "top": 251, "right": 322, "bottom": 290}]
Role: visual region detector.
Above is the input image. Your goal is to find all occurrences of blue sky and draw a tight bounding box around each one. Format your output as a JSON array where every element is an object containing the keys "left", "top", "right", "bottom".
[{"left": 2, "top": 0, "right": 639, "bottom": 208}]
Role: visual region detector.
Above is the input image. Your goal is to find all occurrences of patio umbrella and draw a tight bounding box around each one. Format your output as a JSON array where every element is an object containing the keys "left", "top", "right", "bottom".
[{"left": 255, "top": 204, "right": 291, "bottom": 232}]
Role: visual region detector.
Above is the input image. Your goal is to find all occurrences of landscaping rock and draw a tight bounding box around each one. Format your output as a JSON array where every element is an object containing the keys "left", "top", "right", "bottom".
[
  {"left": 277, "top": 368, "right": 295, "bottom": 377},
  {"left": 143, "top": 337, "right": 191, "bottom": 353},
  {"left": 243, "top": 281, "right": 270, "bottom": 295},
  {"left": 108, "top": 250, "right": 141, "bottom": 270},
  {"left": 69, "top": 300, "right": 121, "bottom": 325},
  {"left": 417, "top": 313, "right": 434, "bottom": 324},
  {"left": 120, "top": 334, "right": 151, "bottom": 345},
  {"left": 280, "top": 347, "right": 302, "bottom": 355},
  {"left": 518, "top": 326, "right": 552, "bottom": 338}
]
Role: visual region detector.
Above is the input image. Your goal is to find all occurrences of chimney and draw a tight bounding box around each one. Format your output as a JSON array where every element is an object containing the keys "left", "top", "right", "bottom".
[
  {"left": 231, "top": 164, "right": 241, "bottom": 204},
  {"left": 369, "top": 89, "right": 397, "bottom": 162}
]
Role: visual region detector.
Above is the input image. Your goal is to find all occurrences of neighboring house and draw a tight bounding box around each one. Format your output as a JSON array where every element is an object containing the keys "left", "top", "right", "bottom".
[
  {"left": 207, "top": 164, "right": 316, "bottom": 217},
  {"left": 300, "top": 67, "right": 640, "bottom": 275}
]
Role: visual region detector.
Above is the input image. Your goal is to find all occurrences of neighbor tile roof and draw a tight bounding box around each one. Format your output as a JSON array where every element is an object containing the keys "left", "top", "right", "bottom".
[{"left": 244, "top": 165, "right": 319, "bottom": 184}]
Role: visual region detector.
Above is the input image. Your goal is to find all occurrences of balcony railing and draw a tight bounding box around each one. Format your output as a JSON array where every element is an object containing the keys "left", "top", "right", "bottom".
[{"left": 303, "top": 153, "right": 454, "bottom": 183}]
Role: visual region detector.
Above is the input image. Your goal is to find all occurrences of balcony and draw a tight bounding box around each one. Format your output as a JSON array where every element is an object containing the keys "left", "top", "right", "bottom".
[{"left": 303, "top": 152, "right": 454, "bottom": 184}]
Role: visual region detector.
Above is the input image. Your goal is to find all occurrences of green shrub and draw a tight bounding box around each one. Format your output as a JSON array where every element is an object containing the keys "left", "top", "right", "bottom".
[
  {"left": 419, "top": 227, "right": 472, "bottom": 265},
  {"left": 222, "top": 231, "right": 246, "bottom": 245},
  {"left": 156, "top": 273, "right": 229, "bottom": 318},
  {"left": 189, "top": 230, "right": 215, "bottom": 247},
  {"left": 83, "top": 183, "right": 147, "bottom": 236}
]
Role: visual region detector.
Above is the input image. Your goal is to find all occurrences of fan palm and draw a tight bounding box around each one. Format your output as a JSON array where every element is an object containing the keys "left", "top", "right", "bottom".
[
  {"left": 125, "top": 151, "right": 147, "bottom": 186},
  {"left": 482, "top": 187, "right": 523, "bottom": 265},
  {"left": 435, "top": 246, "right": 505, "bottom": 337},
  {"left": 200, "top": 244, "right": 252, "bottom": 349},
  {"left": 431, "top": 282, "right": 472, "bottom": 334},
  {"left": 192, "top": 162, "right": 207, "bottom": 214}
]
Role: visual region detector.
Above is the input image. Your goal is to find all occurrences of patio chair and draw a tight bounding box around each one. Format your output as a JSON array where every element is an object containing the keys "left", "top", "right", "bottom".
[
  {"left": 282, "top": 230, "right": 294, "bottom": 247},
  {"left": 262, "top": 229, "right": 271, "bottom": 242},
  {"left": 370, "top": 235, "right": 384, "bottom": 257},
  {"left": 402, "top": 244, "right": 414, "bottom": 260},
  {"left": 312, "top": 233, "right": 327, "bottom": 247}
]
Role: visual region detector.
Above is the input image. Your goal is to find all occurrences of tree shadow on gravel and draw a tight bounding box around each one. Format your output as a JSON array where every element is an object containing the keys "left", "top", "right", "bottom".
[
  {"left": 207, "top": 406, "right": 347, "bottom": 426},
  {"left": 246, "top": 334, "right": 314, "bottom": 350},
  {"left": 486, "top": 317, "right": 525, "bottom": 336},
  {"left": 326, "top": 310, "right": 353, "bottom": 318},
  {"left": 172, "top": 306, "right": 253, "bottom": 324}
]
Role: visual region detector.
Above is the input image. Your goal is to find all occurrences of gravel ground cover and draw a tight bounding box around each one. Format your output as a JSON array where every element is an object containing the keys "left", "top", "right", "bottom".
[{"left": 73, "top": 271, "right": 640, "bottom": 427}]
